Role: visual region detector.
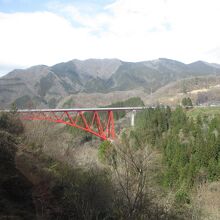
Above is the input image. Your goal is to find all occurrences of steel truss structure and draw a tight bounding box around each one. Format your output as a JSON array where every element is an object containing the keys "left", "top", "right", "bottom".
[
  {"left": 1, "top": 107, "right": 150, "bottom": 140},
  {"left": 19, "top": 109, "right": 115, "bottom": 140}
]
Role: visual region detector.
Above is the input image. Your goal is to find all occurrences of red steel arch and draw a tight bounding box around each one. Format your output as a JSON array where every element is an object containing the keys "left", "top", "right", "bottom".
[
  {"left": 19, "top": 109, "right": 115, "bottom": 140},
  {"left": 5, "top": 107, "right": 148, "bottom": 140}
]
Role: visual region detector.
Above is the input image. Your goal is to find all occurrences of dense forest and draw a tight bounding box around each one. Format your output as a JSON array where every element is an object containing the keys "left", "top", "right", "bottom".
[
  {"left": 135, "top": 105, "right": 220, "bottom": 190},
  {"left": 1, "top": 99, "right": 220, "bottom": 219}
]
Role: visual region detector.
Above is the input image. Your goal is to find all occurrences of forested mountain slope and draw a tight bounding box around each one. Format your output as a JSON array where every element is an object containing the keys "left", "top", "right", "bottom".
[{"left": 1, "top": 58, "right": 220, "bottom": 108}]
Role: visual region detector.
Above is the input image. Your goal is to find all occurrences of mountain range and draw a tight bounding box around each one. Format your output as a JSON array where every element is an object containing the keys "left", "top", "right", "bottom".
[{"left": 1, "top": 58, "right": 220, "bottom": 108}]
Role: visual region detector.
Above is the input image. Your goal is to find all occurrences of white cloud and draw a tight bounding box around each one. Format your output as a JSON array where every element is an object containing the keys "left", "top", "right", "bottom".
[
  {"left": 0, "top": 11, "right": 100, "bottom": 75},
  {"left": 103, "top": 0, "right": 220, "bottom": 61},
  {"left": 1, "top": 0, "right": 220, "bottom": 76}
]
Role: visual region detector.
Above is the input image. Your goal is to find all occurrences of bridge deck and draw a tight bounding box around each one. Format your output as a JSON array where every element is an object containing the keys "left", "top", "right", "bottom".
[
  {"left": 1, "top": 105, "right": 218, "bottom": 113},
  {"left": 1, "top": 107, "right": 152, "bottom": 113}
]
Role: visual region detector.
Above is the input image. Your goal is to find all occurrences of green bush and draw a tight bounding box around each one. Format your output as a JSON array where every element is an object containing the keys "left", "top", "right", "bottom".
[
  {"left": 0, "top": 113, "right": 24, "bottom": 135},
  {"left": 61, "top": 168, "right": 113, "bottom": 219},
  {"left": 181, "top": 97, "right": 193, "bottom": 108},
  {"left": 175, "top": 188, "right": 190, "bottom": 204},
  {"left": 37, "top": 162, "right": 114, "bottom": 220},
  {"left": 208, "top": 158, "right": 220, "bottom": 181},
  {"left": 0, "top": 130, "right": 17, "bottom": 163},
  {"left": 104, "top": 97, "right": 144, "bottom": 120},
  {"left": 98, "top": 140, "right": 115, "bottom": 163}
]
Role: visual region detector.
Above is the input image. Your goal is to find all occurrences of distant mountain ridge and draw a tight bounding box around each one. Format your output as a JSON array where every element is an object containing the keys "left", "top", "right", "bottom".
[{"left": 1, "top": 58, "right": 220, "bottom": 108}]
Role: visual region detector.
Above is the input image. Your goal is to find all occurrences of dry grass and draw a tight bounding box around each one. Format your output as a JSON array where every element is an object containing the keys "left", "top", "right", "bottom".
[
  {"left": 192, "top": 181, "right": 220, "bottom": 220},
  {"left": 22, "top": 121, "right": 103, "bottom": 168},
  {"left": 146, "top": 76, "right": 220, "bottom": 106}
]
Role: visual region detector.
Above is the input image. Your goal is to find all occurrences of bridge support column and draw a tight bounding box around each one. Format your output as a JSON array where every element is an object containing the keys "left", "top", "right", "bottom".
[{"left": 131, "top": 110, "right": 136, "bottom": 127}]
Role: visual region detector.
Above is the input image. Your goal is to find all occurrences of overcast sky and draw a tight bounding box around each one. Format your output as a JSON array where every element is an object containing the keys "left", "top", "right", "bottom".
[{"left": 0, "top": 0, "right": 220, "bottom": 76}]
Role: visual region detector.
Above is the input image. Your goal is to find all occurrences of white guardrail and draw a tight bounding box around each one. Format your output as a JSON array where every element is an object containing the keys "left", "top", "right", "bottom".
[{"left": 0, "top": 105, "right": 220, "bottom": 113}]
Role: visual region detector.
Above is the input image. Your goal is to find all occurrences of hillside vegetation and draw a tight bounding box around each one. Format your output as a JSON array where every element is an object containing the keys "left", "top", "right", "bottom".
[
  {"left": 0, "top": 112, "right": 35, "bottom": 219},
  {"left": 133, "top": 106, "right": 220, "bottom": 218},
  {"left": 150, "top": 76, "right": 220, "bottom": 106},
  {"left": 1, "top": 100, "right": 220, "bottom": 219},
  {"left": 0, "top": 99, "right": 171, "bottom": 219}
]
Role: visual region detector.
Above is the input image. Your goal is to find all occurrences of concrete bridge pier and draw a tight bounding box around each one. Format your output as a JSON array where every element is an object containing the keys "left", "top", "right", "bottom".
[{"left": 131, "top": 110, "right": 136, "bottom": 127}]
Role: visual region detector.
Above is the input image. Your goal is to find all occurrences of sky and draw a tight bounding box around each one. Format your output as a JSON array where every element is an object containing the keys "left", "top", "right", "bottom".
[{"left": 0, "top": 0, "right": 220, "bottom": 76}]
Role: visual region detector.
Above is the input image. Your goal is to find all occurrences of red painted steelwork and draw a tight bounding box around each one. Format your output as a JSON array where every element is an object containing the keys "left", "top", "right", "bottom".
[{"left": 19, "top": 110, "right": 115, "bottom": 140}]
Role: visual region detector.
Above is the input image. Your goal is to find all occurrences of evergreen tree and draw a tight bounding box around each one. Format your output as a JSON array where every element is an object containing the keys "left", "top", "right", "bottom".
[{"left": 181, "top": 97, "right": 193, "bottom": 108}]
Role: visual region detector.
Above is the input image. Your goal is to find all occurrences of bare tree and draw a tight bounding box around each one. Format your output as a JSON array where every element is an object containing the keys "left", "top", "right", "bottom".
[{"left": 109, "top": 133, "right": 158, "bottom": 219}]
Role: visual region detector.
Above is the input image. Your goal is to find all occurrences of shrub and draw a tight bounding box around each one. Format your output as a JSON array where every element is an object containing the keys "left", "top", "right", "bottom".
[
  {"left": 37, "top": 164, "right": 114, "bottom": 220},
  {"left": 181, "top": 97, "right": 193, "bottom": 108},
  {"left": 61, "top": 168, "right": 114, "bottom": 220},
  {"left": 0, "top": 130, "right": 17, "bottom": 163},
  {"left": 98, "top": 140, "right": 115, "bottom": 163},
  {"left": 208, "top": 158, "right": 220, "bottom": 181},
  {"left": 175, "top": 188, "right": 190, "bottom": 204},
  {"left": 0, "top": 113, "right": 24, "bottom": 135}
]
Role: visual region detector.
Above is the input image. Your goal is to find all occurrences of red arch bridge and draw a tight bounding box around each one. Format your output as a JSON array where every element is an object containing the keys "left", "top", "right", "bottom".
[{"left": 3, "top": 107, "right": 149, "bottom": 140}]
